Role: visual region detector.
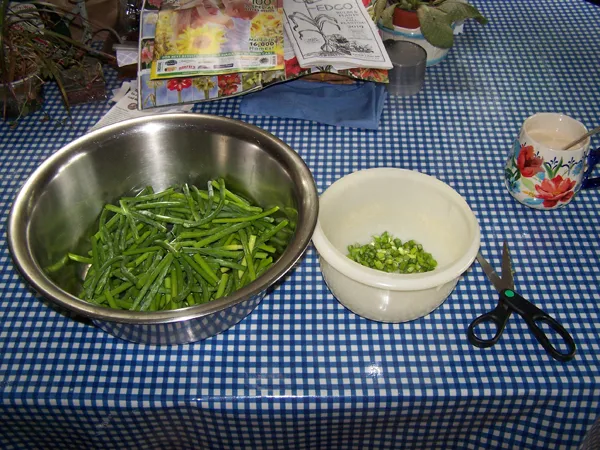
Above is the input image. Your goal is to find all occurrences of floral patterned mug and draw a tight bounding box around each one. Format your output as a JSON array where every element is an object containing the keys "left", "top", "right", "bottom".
[{"left": 505, "top": 113, "right": 599, "bottom": 210}]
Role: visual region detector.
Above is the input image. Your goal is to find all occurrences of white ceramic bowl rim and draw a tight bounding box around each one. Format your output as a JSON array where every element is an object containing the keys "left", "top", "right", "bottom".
[{"left": 312, "top": 168, "right": 481, "bottom": 291}]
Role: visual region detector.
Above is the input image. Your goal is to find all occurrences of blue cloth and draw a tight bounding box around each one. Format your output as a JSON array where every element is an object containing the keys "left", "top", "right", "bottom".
[{"left": 239, "top": 79, "right": 387, "bottom": 130}]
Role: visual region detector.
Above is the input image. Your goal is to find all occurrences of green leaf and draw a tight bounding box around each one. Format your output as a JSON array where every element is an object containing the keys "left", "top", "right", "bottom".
[
  {"left": 397, "top": 0, "right": 420, "bottom": 10},
  {"left": 521, "top": 178, "right": 535, "bottom": 191},
  {"left": 380, "top": 4, "right": 398, "bottom": 29},
  {"left": 437, "top": 0, "right": 488, "bottom": 25},
  {"left": 371, "top": 0, "right": 389, "bottom": 24},
  {"left": 554, "top": 157, "right": 564, "bottom": 178},
  {"left": 34, "top": 49, "right": 70, "bottom": 115},
  {"left": 417, "top": 5, "right": 454, "bottom": 49}
]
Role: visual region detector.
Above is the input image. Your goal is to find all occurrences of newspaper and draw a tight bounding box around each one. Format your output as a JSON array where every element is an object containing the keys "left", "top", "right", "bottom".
[
  {"left": 149, "top": 0, "right": 284, "bottom": 79},
  {"left": 91, "top": 82, "right": 192, "bottom": 131},
  {"left": 136, "top": 0, "right": 388, "bottom": 110},
  {"left": 283, "top": 0, "right": 392, "bottom": 70}
]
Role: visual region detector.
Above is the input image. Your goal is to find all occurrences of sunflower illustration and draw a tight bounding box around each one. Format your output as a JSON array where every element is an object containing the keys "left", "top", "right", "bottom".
[
  {"left": 250, "top": 19, "right": 264, "bottom": 36},
  {"left": 176, "top": 24, "right": 226, "bottom": 55},
  {"left": 250, "top": 11, "right": 282, "bottom": 39}
]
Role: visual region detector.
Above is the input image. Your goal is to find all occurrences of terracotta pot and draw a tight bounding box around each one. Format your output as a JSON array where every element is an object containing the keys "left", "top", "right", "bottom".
[{"left": 392, "top": 8, "right": 420, "bottom": 29}]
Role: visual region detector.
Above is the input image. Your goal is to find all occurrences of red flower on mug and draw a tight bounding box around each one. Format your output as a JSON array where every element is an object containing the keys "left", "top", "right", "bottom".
[
  {"left": 285, "top": 57, "right": 302, "bottom": 77},
  {"left": 534, "top": 175, "right": 577, "bottom": 208},
  {"left": 167, "top": 79, "right": 192, "bottom": 92},
  {"left": 516, "top": 144, "right": 544, "bottom": 177}
]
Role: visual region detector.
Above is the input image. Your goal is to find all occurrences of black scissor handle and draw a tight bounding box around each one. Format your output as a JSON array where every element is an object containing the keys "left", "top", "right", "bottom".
[
  {"left": 501, "top": 289, "right": 576, "bottom": 362},
  {"left": 467, "top": 302, "right": 512, "bottom": 348}
]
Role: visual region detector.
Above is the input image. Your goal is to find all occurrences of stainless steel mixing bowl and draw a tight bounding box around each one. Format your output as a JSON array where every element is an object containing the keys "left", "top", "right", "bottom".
[{"left": 7, "top": 114, "right": 318, "bottom": 345}]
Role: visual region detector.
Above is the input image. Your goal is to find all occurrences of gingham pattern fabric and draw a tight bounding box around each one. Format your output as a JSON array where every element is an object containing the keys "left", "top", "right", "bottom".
[{"left": 2, "top": 1, "right": 600, "bottom": 448}]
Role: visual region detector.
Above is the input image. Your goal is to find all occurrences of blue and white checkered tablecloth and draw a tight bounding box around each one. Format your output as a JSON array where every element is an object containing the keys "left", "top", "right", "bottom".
[{"left": 1, "top": 1, "right": 600, "bottom": 448}]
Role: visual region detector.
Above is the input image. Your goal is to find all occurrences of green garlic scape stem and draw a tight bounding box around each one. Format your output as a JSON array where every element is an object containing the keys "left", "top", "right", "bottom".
[
  {"left": 347, "top": 232, "right": 437, "bottom": 274},
  {"left": 50, "top": 180, "right": 296, "bottom": 312}
]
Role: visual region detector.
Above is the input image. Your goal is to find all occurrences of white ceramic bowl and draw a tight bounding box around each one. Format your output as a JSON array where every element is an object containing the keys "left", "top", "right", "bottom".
[{"left": 312, "top": 168, "right": 480, "bottom": 323}]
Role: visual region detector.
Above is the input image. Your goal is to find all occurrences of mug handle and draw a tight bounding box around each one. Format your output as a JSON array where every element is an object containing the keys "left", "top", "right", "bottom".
[{"left": 582, "top": 148, "right": 600, "bottom": 190}]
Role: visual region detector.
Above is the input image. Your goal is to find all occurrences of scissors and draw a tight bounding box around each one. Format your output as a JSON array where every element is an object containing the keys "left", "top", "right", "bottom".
[{"left": 467, "top": 242, "right": 576, "bottom": 362}]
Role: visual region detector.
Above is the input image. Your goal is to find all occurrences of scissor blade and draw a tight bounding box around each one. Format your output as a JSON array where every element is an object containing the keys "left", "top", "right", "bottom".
[
  {"left": 476, "top": 252, "right": 510, "bottom": 293},
  {"left": 501, "top": 241, "right": 515, "bottom": 290}
]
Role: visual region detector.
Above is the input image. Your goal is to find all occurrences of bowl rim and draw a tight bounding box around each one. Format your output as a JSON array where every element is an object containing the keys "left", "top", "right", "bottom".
[
  {"left": 311, "top": 167, "right": 480, "bottom": 291},
  {"left": 7, "top": 113, "right": 319, "bottom": 324}
]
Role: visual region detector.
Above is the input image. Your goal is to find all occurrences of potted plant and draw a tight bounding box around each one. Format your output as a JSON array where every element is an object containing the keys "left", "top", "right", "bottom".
[
  {"left": 0, "top": 0, "right": 116, "bottom": 122},
  {"left": 373, "top": 0, "right": 488, "bottom": 65}
]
